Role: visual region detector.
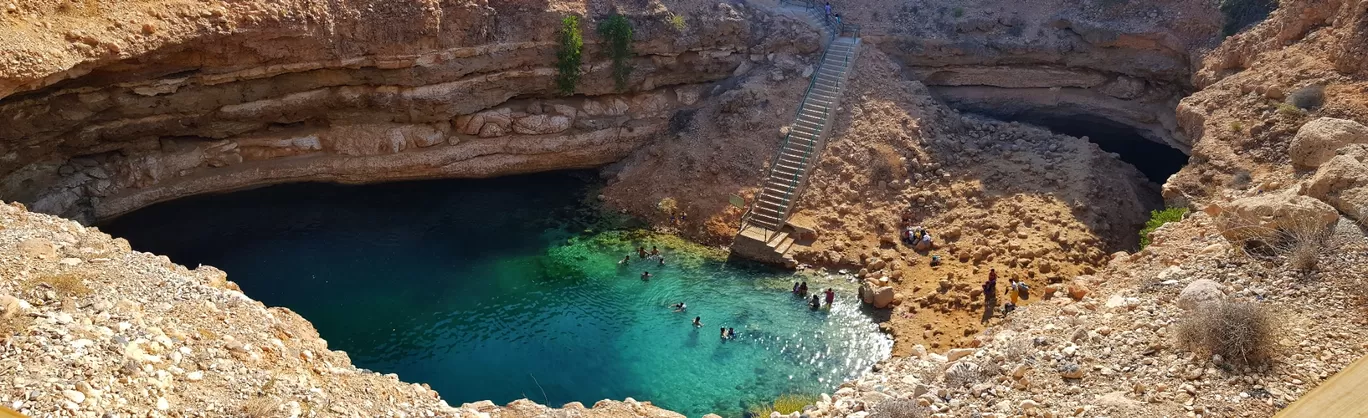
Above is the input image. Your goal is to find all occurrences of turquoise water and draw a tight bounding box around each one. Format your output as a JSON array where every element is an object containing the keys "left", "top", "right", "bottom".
[{"left": 101, "top": 172, "right": 891, "bottom": 417}]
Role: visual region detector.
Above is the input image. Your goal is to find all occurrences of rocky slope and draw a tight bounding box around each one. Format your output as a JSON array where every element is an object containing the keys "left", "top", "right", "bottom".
[
  {"left": 0, "top": 201, "right": 685, "bottom": 418},
  {"left": 0, "top": 0, "right": 817, "bottom": 223}
]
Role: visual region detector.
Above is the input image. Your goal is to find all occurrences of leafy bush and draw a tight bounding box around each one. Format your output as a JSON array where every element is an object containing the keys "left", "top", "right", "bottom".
[
  {"left": 1139, "top": 207, "right": 1188, "bottom": 249},
  {"left": 668, "top": 13, "right": 687, "bottom": 31},
  {"left": 747, "top": 394, "right": 817, "bottom": 417},
  {"left": 1220, "top": 0, "right": 1276, "bottom": 37},
  {"left": 1288, "top": 85, "right": 1325, "bottom": 110},
  {"left": 1277, "top": 102, "right": 1306, "bottom": 117},
  {"left": 555, "top": 16, "right": 585, "bottom": 95},
  {"left": 597, "top": 14, "right": 635, "bottom": 91},
  {"left": 869, "top": 399, "right": 928, "bottom": 418},
  {"left": 1176, "top": 301, "right": 1279, "bottom": 367}
]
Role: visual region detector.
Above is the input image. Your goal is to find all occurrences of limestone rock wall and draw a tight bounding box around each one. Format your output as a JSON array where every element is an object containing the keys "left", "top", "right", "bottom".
[
  {"left": 0, "top": 0, "right": 818, "bottom": 222},
  {"left": 835, "top": 0, "right": 1224, "bottom": 151}
]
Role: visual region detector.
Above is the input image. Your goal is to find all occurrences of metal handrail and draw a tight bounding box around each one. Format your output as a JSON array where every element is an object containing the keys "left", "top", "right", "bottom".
[
  {"left": 743, "top": 36, "right": 837, "bottom": 241},
  {"left": 741, "top": 2, "right": 862, "bottom": 242}
]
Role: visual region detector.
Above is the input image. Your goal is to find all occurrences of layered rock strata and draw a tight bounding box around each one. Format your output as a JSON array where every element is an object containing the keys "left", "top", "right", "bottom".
[
  {"left": 835, "top": 0, "right": 1224, "bottom": 151},
  {"left": 0, "top": 0, "right": 817, "bottom": 223}
]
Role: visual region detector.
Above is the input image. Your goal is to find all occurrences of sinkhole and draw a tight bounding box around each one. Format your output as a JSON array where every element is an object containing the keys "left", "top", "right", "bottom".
[
  {"left": 99, "top": 171, "right": 891, "bottom": 417},
  {"left": 973, "top": 111, "right": 1190, "bottom": 185}
]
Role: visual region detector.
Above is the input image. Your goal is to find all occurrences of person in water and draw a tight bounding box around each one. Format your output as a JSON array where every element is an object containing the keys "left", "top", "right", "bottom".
[
  {"left": 792, "top": 282, "right": 801, "bottom": 294},
  {"left": 727, "top": 327, "right": 736, "bottom": 339},
  {"left": 650, "top": 246, "right": 660, "bottom": 257},
  {"left": 693, "top": 316, "right": 703, "bottom": 327},
  {"left": 824, "top": 288, "right": 835, "bottom": 306},
  {"left": 658, "top": 255, "right": 665, "bottom": 266},
  {"left": 620, "top": 255, "right": 631, "bottom": 265},
  {"left": 638, "top": 246, "right": 648, "bottom": 259},
  {"left": 720, "top": 327, "right": 727, "bottom": 339},
  {"left": 809, "top": 294, "right": 821, "bottom": 309},
  {"left": 641, "top": 271, "right": 652, "bottom": 281},
  {"left": 673, "top": 302, "right": 687, "bottom": 312},
  {"left": 799, "top": 282, "right": 809, "bottom": 295}
]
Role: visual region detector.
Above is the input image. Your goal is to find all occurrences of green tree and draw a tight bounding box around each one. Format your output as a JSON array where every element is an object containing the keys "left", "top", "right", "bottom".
[
  {"left": 597, "top": 14, "right": 635, "bottom": 91},
  {"left": 555, "top": 15, "right": 584, "bottom": 95}
]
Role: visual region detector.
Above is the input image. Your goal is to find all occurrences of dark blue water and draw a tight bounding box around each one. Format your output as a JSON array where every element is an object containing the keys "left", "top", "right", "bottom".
[{"left": 101, "top": 172, "right": 891, "bottom": 417}]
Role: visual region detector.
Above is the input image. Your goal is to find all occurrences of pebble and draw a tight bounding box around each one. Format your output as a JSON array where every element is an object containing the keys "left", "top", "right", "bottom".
[{"left": 62, "top": 390, "right": 85, "bottom": 404}]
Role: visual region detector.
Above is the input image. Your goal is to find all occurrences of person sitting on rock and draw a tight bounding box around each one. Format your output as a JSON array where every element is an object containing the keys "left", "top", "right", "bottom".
[
  {"left": 641, "top": 271, "right": 652, "bottom": 281},
  {"left": 916, "top": 231, "right": 934, "bottom": 251},
  {"left": 930, "top": 254, "right": 942, "bottom": 267}
]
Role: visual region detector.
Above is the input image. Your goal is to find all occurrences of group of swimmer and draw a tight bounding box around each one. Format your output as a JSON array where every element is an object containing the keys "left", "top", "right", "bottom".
[
  {"left": 792, "top": 281, "right": 836, "bottom": 309},
  {"left": 621, "top": 245, "right": 666, "bottom": 281}
]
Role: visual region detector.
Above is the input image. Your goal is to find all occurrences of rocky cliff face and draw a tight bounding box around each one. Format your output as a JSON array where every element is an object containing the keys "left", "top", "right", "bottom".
[
  {"left": 835, "top": 0, "right": 1223, "bottom": 152},
  {"left": 0, "top": 0, "right": 816, "bottom": 223}
]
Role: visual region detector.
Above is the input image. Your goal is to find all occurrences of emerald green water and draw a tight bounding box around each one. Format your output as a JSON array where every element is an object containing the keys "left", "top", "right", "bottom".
[{"left": 102, "top": 172, "right": 891, "bottom": 417}]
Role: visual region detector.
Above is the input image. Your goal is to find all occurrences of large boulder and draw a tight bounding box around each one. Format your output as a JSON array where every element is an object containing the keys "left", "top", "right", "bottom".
[
  {"left": 872, "top": 286, "right": 896, "bottom": 309},
  {"left": 1306, "top": 154, "right": 1368, "bottom": 224},
  {"left": 1178, "top": 279, "right": 1228, "bottom": 310},
  {"left": 1290, "top": 118, "right": 1368, "bottom": 168},
  {"left": 1216, "top": 189, "right": 1342, "bottom": 240}
]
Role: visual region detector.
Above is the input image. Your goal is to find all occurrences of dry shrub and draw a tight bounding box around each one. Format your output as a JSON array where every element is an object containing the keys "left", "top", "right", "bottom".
[
  {"left": 25, "top": 272, "right": 92, "bottom": 297},
  {"left": 869, "top": 399, "right": 928, "bottom": 418},
  {"left": 869, "top": 143, "right": 903, "bottom": 182},
  {"left": 0, "top": 314, "right": 34, "bottom": 340},
  {"left": 242, "top": 396, "right": 281, "bottom": 418},
  {"left": 1175, "top": 301, "right": 1279, "bottom": 368},
  {"left": 1288, "top": 85, "right": 1326, "bottom": 110},
  {"left": 1219, "top": 214, "right": 1335, "bottom": 272}
]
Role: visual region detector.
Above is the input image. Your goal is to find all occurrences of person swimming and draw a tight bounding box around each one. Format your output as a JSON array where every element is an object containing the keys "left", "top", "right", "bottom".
[
  {"left": 673, "top": 302, "right": 687, "bottom": 312},
  {"left": 810, "top": 294, "right": 821, "bottom": 309},
  {"left": 620, "top": 255, "right": 631, "bottom": 265},
  {"left": 720, "top": 327, "right": 727, "bottom": 339},
  {"left": 693, "top": 316, "right": 703, "bottom": 327},
  {"left": 650, "top": 246, "right": 660, "bottom": 257},
  {"left": 638, "top": 246, "right": 647, "bottom": 259},
  {"left": 727, "top": 327, "right": 736, "bottom": 339},
  {"left": 792, "top": 282, "right": 801, "bottom": 294},
  {"left": 641, "top": 271, "right": 652, "bottom": 281},
  {"left": 658, "top": 255, "right": 665, "bottom": 266}
]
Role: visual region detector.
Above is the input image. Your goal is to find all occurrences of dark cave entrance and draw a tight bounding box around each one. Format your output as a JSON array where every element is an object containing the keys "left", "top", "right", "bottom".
[{"left": 972, "top": 111, "right": 1190, "bottom": 184}]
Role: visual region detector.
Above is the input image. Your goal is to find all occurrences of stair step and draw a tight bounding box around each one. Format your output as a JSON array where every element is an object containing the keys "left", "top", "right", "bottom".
[
  {"left": 747, "top": 215, "right": 783, "bottom": 230},
  {"left": 766, "top": 231, "right": 791, "bottom": 247},
  {"left": 774, "top": 236, "right": 797, "bottom": 254}
]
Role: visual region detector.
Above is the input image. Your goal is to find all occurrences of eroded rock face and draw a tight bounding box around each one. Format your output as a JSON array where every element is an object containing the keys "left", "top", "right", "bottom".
[
  {"left": 0, "top": 0, "right": 818, "bottom": 223},
  {"left": 1216, "top": 190, "right": 1342, "bottom": 240},
  {"left": 845, "top": 0, "right": 1223, "bottom": 151},
  {"left": 1306, "top": 153, "right": 1368, "bottom": 224}
]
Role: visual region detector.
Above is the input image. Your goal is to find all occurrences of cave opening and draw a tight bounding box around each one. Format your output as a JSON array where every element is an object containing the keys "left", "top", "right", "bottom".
[{"left": 971, "top": 111, "right": 1190, "bottom": 184}]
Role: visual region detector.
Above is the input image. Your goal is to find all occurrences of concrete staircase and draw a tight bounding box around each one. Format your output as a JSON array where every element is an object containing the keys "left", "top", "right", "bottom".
[{"left": 732, "top": 5, "right": 860, "bottom": 266}]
